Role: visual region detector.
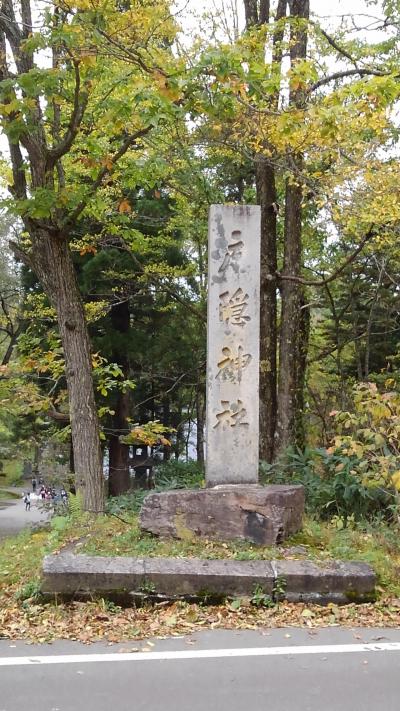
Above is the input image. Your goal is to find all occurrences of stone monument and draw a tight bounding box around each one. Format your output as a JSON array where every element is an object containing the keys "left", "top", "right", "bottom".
[
  {"left": 206, "top": 205, "right": 260, "bottom": 486},
  {"left": 140, "top": 205, "right": 304, "bottom": 545}
]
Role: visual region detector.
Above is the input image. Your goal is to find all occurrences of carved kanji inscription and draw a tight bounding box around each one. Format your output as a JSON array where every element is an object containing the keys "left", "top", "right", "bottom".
[
  {"left": 216, "top": 345, "right": 252, "bottom": 383},
  {"left": 218, "top": 231, "right": 244, "bottom": 275},
  {"left": 219, "top": 287, "right": 251, "bottom": 327},
  {"left": 213, "top": 399, "right": 249, "bottom": 429}
]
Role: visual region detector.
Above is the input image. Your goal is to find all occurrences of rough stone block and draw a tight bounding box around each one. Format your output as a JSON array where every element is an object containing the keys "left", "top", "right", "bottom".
[
  {"left": 139, "top": 484, "right": 305, "bottom": 546},
  {"left": 273, "top": 560, "right": 376, "bottom": 604}
]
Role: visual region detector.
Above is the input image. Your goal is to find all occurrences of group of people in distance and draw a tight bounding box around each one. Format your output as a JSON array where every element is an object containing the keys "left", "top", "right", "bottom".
[
  {"left": 22, "top": 479, "right": 68, "bottom": 512},
  {"left": 39, "top": 485, "right": 56, "bottom": 501}
]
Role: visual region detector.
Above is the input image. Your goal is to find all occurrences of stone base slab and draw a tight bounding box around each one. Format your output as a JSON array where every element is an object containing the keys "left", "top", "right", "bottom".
[
  {"left": 42, "top": 554, "right": 376, "bottom": 605},
  {"left": 139, "top": 484, "right": 305, "bottom": 546},
  {"left": 42, "top": 554, "right": 274, "bottom": 598},
  {"left": 272, "top": 560, "right": 376, "bottom": 604}
]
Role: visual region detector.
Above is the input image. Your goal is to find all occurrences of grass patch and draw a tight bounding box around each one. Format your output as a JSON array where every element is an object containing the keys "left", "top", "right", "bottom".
[
  {"left": 0, "top": 489, "right": 20, "bottom": 500},
  {"left": 82, "top": 513, "right": 277, "bottom": 560},
  {"left": 287, "top": 518, "right": 400, "bottom": 596},
  {"left": 0, "top": 460, "right": 23, "bottom": 487},
  {"left": 0, "top": 528, "right": 48, "bottom": 596}
]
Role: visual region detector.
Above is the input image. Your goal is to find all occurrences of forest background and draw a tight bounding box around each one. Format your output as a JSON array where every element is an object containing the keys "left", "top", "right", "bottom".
[{"left": 1, "top": 0, "right": 400, "bottom": 525}]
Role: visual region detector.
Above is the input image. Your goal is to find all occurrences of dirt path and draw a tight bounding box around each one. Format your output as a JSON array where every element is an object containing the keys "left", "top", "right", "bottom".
[{"left": 0, "top": 489, "right": 50, "bottom": 540}]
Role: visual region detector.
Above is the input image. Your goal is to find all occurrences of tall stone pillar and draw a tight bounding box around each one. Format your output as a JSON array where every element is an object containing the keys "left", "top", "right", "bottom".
[{"left": 206, "top": 205, "right": 260, "bottom": 486}]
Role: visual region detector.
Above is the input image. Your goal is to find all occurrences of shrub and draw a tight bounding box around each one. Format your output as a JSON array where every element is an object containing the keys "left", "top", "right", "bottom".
[
  {"left": 330, "top": 382, "right": 400, "bottom": 497},
  {"left": 106, "top": 460, "right": 204, "bottom": 516},
  {"left": 153, "top": 459, "right": 204, "bottom": 490},
  {"left": 260, "top": 445, "right": 393, "bottom": 525},
  {"left": 15, "top": 579, "right": 42, "bottom": 602},
  {"left": 260, "top": 383, "right": 400, "bottom": 525}
]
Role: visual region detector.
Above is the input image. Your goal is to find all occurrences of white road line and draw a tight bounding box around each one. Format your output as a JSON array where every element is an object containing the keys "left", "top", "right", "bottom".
[{"left": 1, "top": 642, "right": 400, "bottom": 667}]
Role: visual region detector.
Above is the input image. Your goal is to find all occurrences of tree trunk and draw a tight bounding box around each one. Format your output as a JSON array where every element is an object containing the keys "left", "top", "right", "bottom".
[
  {"left": 294, "top": 298, "right": 310, "bottom": 448},
  {"left": 30, "top": 232, "right": 104, "bottom": 512},
  {"left": 108, "top": 390, "right": 130, "bottom": 496},
  {"left": 244, "top": 0, "right": 286, "bottom": 463},
  {"left": 69, "top": 439, "right": 75, "bottom": 474},
  {"left": 173, "top": 408, "right": 184, "bottom": 460},
  {"left": 243, "top": 0, "right": 270, "bottom": 26},
  {"left": 196, "top": 385, "right": 205, "bottom": 466},
  {"left": 276, "top": 179, "right": 303, "bottom": 453},
  {"left": 364, "top": 259, "right": 385, "bottom": 380},
  {"left": 257, "top": 159, "right": 278, "bottom": 462},
  {"left": 33, "top": 443, "right": 40, "bottom": 477},
  {"left": 276, "top": 0, "right": 309, "bottom": 456},
  {"left": 162, "top": 396, "right": 172, "bottom": 461},
  {"left": 108, "top": 299, "right": 131, "bottom": 495},
  {"left": 349, "top": 276, "right": 363, "bottom": 381},
  {"left": 69, "top": 439, "right": 76, "bottom": 493}
]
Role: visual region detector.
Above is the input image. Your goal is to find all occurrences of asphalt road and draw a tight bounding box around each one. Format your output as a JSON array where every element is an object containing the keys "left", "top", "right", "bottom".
[
  {"left": 0, "top": 491, "right": 49, "bottom": 540},
  {"left": 1, "top": 627, "right": 400, "bottom": 711}
]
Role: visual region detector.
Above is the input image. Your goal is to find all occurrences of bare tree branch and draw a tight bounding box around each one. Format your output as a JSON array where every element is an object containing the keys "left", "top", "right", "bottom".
[
  {"left": 46, "top": 57, "right": 89, "bottom": 169},
  {"left": 277, "top": 227, "right": 375, "bottom": 287},
  {"left": 313, "top": 23, "right": 358, "bottom": 65},
  {"left": 0, "top": 0, "right": 48, "bottom": 168},
  {"left": 8, "top": 240, "right": 33, "bottom": 269},
  {"left": 309, "top": 67, "right": 389, "bottom": 93},
  {"left": 0, "top": 0, "right": 24, "bottom": 70},
  {"left": 46, "top": 403, "right": 70, "bottom": 422},
  {"left": 1, "top": 320, "right": 24, "bottom": 365},
  {"left": 95, "top": 27, "right": 165, "bottom": 75}
]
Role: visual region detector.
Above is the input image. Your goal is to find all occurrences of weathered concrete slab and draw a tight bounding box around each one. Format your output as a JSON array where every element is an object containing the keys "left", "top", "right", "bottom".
[
  {"left": 42, "top": 554, "right": 273, "bottom": 598},
  {"left": 41, "top": 554, "right": 376, "bottom": 605},
  {"left": 206, "top": 205, "right": 261, "bottom": 486},
  {"left": 42, "top": 554, "right": 145, "bottom": 594},
  {"left": 143, "top": 557, "right": 274, "bottom": 596},
  {"left": 273, "top": 560, "right": 376, "bottom": 604},
  {"left": 139, "top": 484, "right": 305, "bottom": 546}
]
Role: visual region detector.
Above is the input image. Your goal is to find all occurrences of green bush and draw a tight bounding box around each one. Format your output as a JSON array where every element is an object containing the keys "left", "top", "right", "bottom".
[
  {"left": 106, "top": 491, "right": 146, "bottom": 515},
  {"left": 15, "top": 579, "right": 42, "bottom": 602},
  {"left": 260, "top": 447, "right": 394, "bottom": 525},
  {"left": 106, "top": 459, "right": 204, "bottom": 516},
  {"left": 153, "top": 459, "right": 204, "bottom": 490}
]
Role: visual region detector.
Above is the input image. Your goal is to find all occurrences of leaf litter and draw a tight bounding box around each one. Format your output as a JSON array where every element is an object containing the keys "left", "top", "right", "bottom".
[{"left": 1, "top": 594, "right": 400, "bottom": 644}]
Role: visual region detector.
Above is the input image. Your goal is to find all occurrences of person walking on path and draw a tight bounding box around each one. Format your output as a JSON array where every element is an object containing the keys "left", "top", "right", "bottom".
[
  {"left": 31, "top": 477, "right": 37, "bottom": 493},
  {"left": 23, "top": 492, "right": 31, "bottom": 511}
]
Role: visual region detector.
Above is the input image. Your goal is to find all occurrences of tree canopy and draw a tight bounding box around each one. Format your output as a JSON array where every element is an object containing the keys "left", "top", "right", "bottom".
[{"left": 1, "top": 0, "right": 400, "bottom": 509}]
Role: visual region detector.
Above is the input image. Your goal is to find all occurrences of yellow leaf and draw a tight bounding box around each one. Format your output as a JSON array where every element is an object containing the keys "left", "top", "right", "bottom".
[
  {"left": 101, "top": 157, "right": 114, "bottom": 170},
  {"left": 118, "top": 199, "right": 132, "bottom": 213},
  {"left": 159, "top": 85, "right": 182, "bottom": 101},
  {"left": 79, "top": 46, "right": 97, "bottom": 65},
  {"left": 153, "top": 70, "right": 167, "bottom": 89},
  {"left": 79, "top": 245, "right": 97, "bottom": 256},
  {"left": 391, "top": 471, "right": 400, "bottom": 491}
]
